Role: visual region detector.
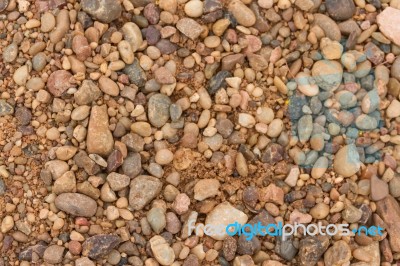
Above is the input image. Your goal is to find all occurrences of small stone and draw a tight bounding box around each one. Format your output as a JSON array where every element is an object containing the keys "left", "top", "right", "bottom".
[
  {"left": 285, "top": 166, "right": 300, "bottom": 187},
  {"left": 47, "top": 70, "right": 74, "bottom": 97},
  {"left": 205, "top": 202, "right": 248, "bottom": 240},
  {"left": 72, "top": 35, "right": 91, "bottom": 61},
  {"left": 310, "top": 203, "right": 330, "bottom": 219},
  {"left": 312, "top": 14, "right": 341, "bottom": 41},
  {"left": 13, "top": 65, "right": 29, "bottom": 86},
  {"left": 99, "top": 76, "right": 119, "bottom": 96},
  {"left": 172, "top": 193, "right": 190, "bottom": 214},
  {"left": 377, "top": 7, "right": 400, "bottom": 46},
  {"left": 55, "top": 193, "right": 97, "bottom": 217},
  {"left": 386, "top": 99, "right": 400, "bottom": 118},
  {"left": 118, "top": 40, "right": 134, "bottom": 64},
  {"left": 376, "top": 195, "right": 400, "bottom": 252},
  {"left": 194, "top": 179, "right": 220, "bottom": 201},
  {"left": 324, "top": 240, "right": 351, "bottom": 266},
  {"left": 320, "top": 38, "right": 343, "bottom": 60},
  {"left": 122, "top": 152, "right": 141, "bottom": 177},
  {"left": 144, "top": 3, "right": 160, "bottom": 24},
  {"left": 355, "top": 114, "right": 378, "bottom": 130},
  {"left": 342, "top": 204, "right": 362, "bottom": 223},
  {"left": 53, "top": 171, "right": 76, "bottom": 194},
  {"left": 121, "top": 22, "right": 143, "bottom": 53},
  {"left": 295, "top": 0, "right": 314, "bottom": 11},
  {"left": 155, "top": 149, "right": 174, "bottom": 165},
  {"left": 333, "top": 144, "right": 361, "bottom": 177},
  {"left": 325, "top": 0, "right": 355, "bottom": 20},
  {"left": 259, "top": 183, "right": 284, "bottom": 205},
  {"left": 228, "top": 0, "right": 256, "bottom": 27},
  {"left": 43, "top": 245, "right": 65, "bottom": 264},
  {"left": 312, "top": 60, "right": 343, "bottom": 91},
  {"left": 107, "top": 173, "right": 130, "bottom": 191},
  {"left": 3, "top": 43, "right": 18, "bottom": 63},
  {"left": 298, "top": 236, "right": 329, "bottom": 266},
  {"left": 0, "top": 100, "right": 14, "bottom": 116},
  {"left": 81, "top": 0, "right": 122, "bottom": 23},
  {"left": 208, "top": 70, "right": 231, "bottom": 95},
  {"left": 124, "top": 59, "right": 147, "bottom": 87},
  {"left": 155, "top": 67, "right": 175, "bottom": 84},
  {"left": 238, "top": 113, "right": 256, "bottom": 128},
  {"left": 82, "top": 235, "right": 121, "bottom": 259},
  {"left": 129, "top": 175, "right": 163, "bottom": 210},
  {"left": 75, "top": 80, "right": 101, "bottom": 105},
  {"left": 147, "top": 208, "right": 166, "bottom": 234},
  {"left": 150, "top": 235, "right": 175, "bottom": 265},
  {"left": 176, "top": 18, "right": 203, "bottom": 40},
  {"left": 298, "top": 115, "right": 313, "bottom": 143},
  {"left": 184, "top": 0, "right": 203, "bottom": 17},
  {"left": 87, "top": 105, "right": 114, "bottom": 156},
  {"left": 148, "top": 93, "right": 171, "bottom": 128},
  {"left": 41, "top": 12, "right": 56, "bottom": 32},
  {"left": 1, "top": 215, "right": 14, "bottom": 233},
  {"left": 370, "top": 175, "right": 389, "bottom": 201},
  {"left": 237, "top": 234, "right": 261, "bottom": 255}
]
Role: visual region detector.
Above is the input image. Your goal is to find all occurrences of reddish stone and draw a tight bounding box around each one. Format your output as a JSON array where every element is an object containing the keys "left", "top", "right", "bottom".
[
  {"left": 69, "top": 241, "right": 82, "bottom": 255},
  {"left": 47, "top": 70, "right": 75, "bottom": 97}
]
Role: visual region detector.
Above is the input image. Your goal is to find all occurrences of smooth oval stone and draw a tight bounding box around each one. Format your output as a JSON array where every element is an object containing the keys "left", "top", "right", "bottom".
[
  {"left": 355, "top": 114, "right": 378, "bottom": 130},
  {"left": 81, "top": 0, "right": 122, "bottom": 23},
  {"left": 148, "top": 93, "right": 171, "bottom": 128},
  {"left": 333, "top": 144, "right": 361, "bottom": 177},
  {"left": 325, "top": 0, "right": 355, "bottom": 21},
  {"left": 55, "top": 193, "right": 97, "bottom": 217},
  {"left": 121, "top": 22, "right": 143, "bottom": 53},
  {"left": 312, "top": 60, "right": 343, "bottom": 91}
]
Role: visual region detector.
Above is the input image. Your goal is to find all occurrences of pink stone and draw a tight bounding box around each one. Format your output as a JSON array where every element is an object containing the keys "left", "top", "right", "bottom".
[
  {"left": 259, "top": 183, "right": 284, "bottom": 205},
  {"left": 243, "top": 35, "right": 262, "bottom": 54},
  {"left": 377, "top": 7, "right": 400, "bottom": 46},
  {"left": 172, "top": 193, "right": 191, "bottom": 215},
  {"left": 289, "top": 209, "right": 312, "bottom": 224}
]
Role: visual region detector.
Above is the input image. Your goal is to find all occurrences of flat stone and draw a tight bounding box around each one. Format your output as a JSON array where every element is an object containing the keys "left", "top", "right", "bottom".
[
  {"left": 74, "top": 80, "right": 102, "bottom": 105},
  {"left": 377, "top": 7, "right": 400, "bottom": 46},
  {"left": 324, "top": 240, "right": 351, "bottom": 266},
  {"left": 107, "top": 173, "right": 130, "bottom": 191},
  {"left": 0, "top": 100, "right": 14, "bottom": 116},
  {"left": 129, "top": 175, "right": 163, "bottom": 210},
  {"left": 205, "top": 202, "right": 248, "bottom": 240},
  {"left": 194, "top": 179, "right": 220, "bottom": 200},
  {"left": 176, "top": 18, "right": 203, "bottom": 40},
  {"left": 371, "top": 175, "right": 389, "bottom": 201},
  {"left": 298, "top": 236, "right": 329, "bottom": 266},
  {"left": 123, "top": 59, "right": 147, "bottom": 87},
  {"left": 376, "top": 195, "right": 400, "bottom": 252},
  {"left": 55, "top": 193, "right": 97, "bottom": 217},
  {"left": 43, "top": 245, "right": 65, "bottom": 264},
  {"left": 47, "top": 70, "right": 74, "bottom": 97},
  {"left": 82, "top": 234, "right": 121, "bottom": 259},
  {"left": 81, "top": 0, "right": 122, "bottom": 23}
]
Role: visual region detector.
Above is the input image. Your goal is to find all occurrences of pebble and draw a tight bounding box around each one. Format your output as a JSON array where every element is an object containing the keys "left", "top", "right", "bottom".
[
  {"left": 75, "top": 80, "right": 101, "bottom": 105},
  {"left": 148, "top": 93, "right": 171, "bottom": 128},
  {"left": 72, "top": 35, "right": 91, "bottom": 61},
  {"left": 312, "top": 60, "right": 343, "bottom": 91},
  {"left": 370, "top": 175, "right": 389, "bottom": 201},
  {"left": 310, "top": 203, "right": 330, "bottom": 219},
  {"left": 184, "top": 0, "right": 203, "bottom": 17},
  {"left": 0, "top": 100, "right": 14, "bottom": 116},
  {"left": 13, "top": 65, "right": 29, "bottom": 86},
  {"left": 259, "top": 183, "right": 284, "bottom": 205},
  {"left": 86, "top": 105, "right": 114, "bottom": 156},
  {"left": 377, "top": 7, "right": 400, "bottom": 46},
  {"left": 194, "top": 179, "right": 220, "bottom": 200},
  {"left": 55, "top": 193, "right": 97, "bottom": 217},
  {"left": 228, "top": 0, "right": 256, "bottom": 27},
  {"left": 313, "top": 14, "right": 341, "bottom": 41},
  {"left": 298, "top": 115, "right": 313, "bottom": 143},
  {"left": 82, "top": 234, "right": 121, "bottom": 259},
  {"left": 238, "top": 113, "right": 256, "bottom": 128},
  {"left": 386, "top": 99, "right": 400, "bottom": 118},
  {"left": 43, "top": 245, "right": 65, "bottom": 264},
  {"left": 53, "top": 171, "right": 76, "bottom": 194},
  {"left": 298, "top": 236, "right": 329, "bottom": 266},
  {"left": 176, "top": 18, "right": 204, "bottom": 40},
  {"left": 205, "top": 202, "right": 248, "bottom": 240},
  {"left": 81, "top": 0, "right": 122, "bottom": 23},
  {"left": 107, "top": 173, "right": 130, "bottom": 191},
  {"left": 150, "top": 235, "right": 175, "bottom": 265},
  {"left": 333, "top": 144, "right": 361, "bottom": 177},
  {"left": 325, "top": 0, "right": 355, "bottom": 20},
  {"left": 1, "top": 215, "right": 14, "bottom": 233},
  {"left": 320, "top": 38, "right": 343, "bottom": 59},
  {"left": 47, "top": 70, "right": 74, "bottom": 97},
  {"left": 41, "top": 12, "right": 55, "bottom": 32},
  {"left": 155, "top": 149, "right": 174, "bottom": 165},
  {"left": 172, "top": 193, "right": 190, "bottom": 214},
  {"left": 118, "top": 40, "right": 134, "bottom": 64},
  {"left": 129, "top": 175, "right": 163, "bottom": 210},
  {"left": 121, "top": 22, "right": 143, "bottom": 53},
  {"left": 324, "top": 240, "right": 351, "bottom": 266},
  {"left": 376, "top": 195, "right": 400, "bottom": 252},
  {"left": 295, "top": 72, "right": 319, "bottom": 96},
  {"left": 342, "top": 204, "right": 362, "bottom": 223},
  {"left": 3, "top": 43, "right": 18, "bottom": 63},
  {"left": 147, "top": 208, "right": 166, "bottom": 233}
]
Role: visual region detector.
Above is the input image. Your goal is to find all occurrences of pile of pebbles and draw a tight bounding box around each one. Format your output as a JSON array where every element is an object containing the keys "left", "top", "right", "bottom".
[{"left": 0, "top": 0, "right": 400, "bottom": 265}]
